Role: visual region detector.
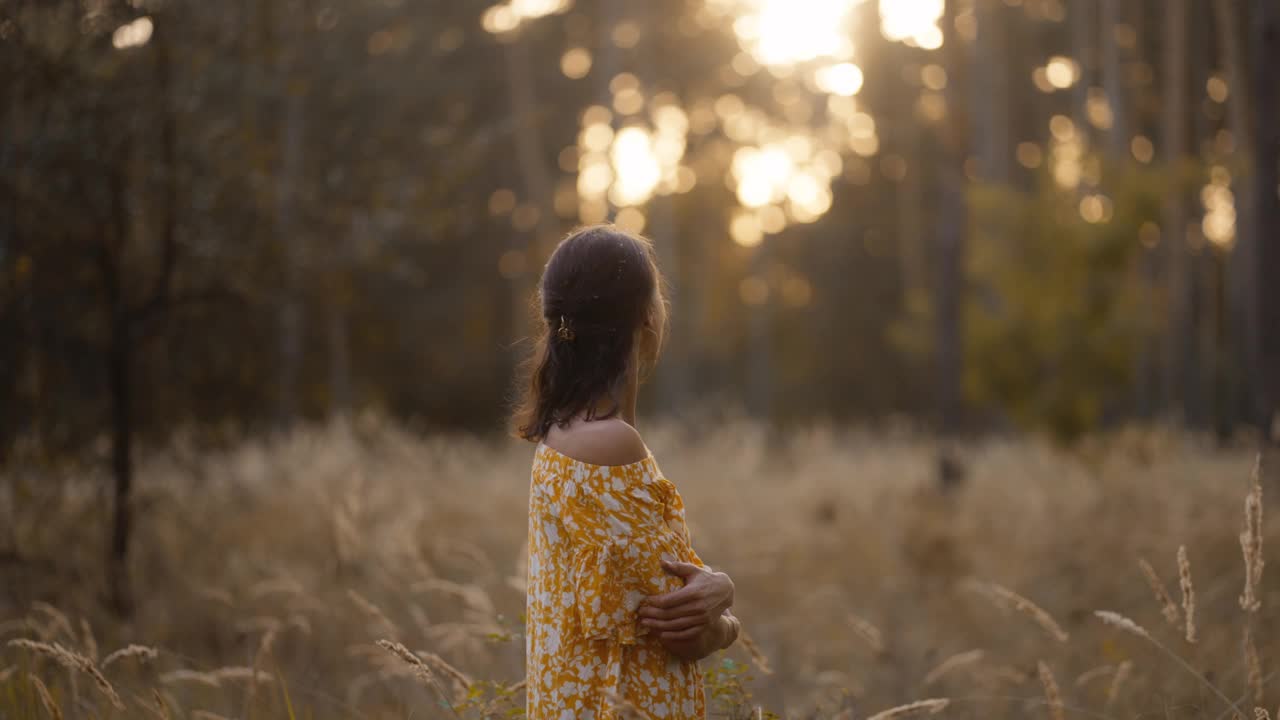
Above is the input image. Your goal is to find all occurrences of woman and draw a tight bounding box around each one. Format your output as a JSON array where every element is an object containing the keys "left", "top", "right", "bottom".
[{"left": 513, "top": 225, "right": 739, "bottom": 719}]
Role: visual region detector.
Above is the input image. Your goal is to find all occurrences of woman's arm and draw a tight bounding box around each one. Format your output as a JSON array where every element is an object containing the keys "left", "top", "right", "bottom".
[
  {"left": 639, "top": 559, "right": 735, "bottom": 632},
  {"left": 639, "top": 559, "right": 737, "bottom": 660}
]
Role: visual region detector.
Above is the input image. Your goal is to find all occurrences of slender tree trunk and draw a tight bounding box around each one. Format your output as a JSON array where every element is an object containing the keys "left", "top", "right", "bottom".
[
  {"left": 328, "top": 306, "right": 350, "bottom": 417},
  {"left": 974, "top": 0, "right": 1009, "bottom": 183},
  {"left": 747, "top": 246, "right": 772, "bottom": 425},
  {"left": 1099, "top": 0, "right": 1128, "bottom": 158},
  {"left": 936, "top": 0, "right": 970, "bottom": 437},
  {"left": 639, "top": 1, "right": 687, "bottom": 415},
  {"left": 898, "top": 120, "right": 925, "bottom": 306},
  {"left": 275, "top": 2, "right": 307, "bottom": 428},
  {"left": 1253, "top": 0, "right": 1280, "bottom": 439},
  {"left": 107, "top": 311, "right": 133, "bottom": 614},
  {"left": 102, "top": 141, "right": 133, "bottom": 614},
  {"left": 503, "top": 27, "right": 561, "bottom": 342},
  {"left": 1160, "top": 0, "right": 1189, "bottom": 422},
  {"left": 1214, "top": 0, "right": 1258, "bottom": 431},
  {"left": 1071, "top": 0, "right": 1095, "bottom": 151}
]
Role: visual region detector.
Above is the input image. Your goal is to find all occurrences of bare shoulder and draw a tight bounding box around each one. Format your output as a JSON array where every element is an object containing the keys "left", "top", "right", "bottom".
[{"left": 544, "top": 417, "right": 649, "bottom": 466}]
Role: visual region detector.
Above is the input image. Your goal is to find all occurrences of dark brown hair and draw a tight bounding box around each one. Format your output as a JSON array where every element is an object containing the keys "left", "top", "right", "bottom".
[{"left": 512, "top": 225, "right": 666, "bottom": 442}]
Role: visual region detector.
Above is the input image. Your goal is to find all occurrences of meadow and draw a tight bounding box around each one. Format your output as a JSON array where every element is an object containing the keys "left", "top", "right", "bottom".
[{"left": 0, "top": 417, "right": 1273, "bottom": 719}]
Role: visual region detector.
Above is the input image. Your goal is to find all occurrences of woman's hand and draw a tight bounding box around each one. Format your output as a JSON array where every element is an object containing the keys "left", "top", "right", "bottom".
[
  {"left": 656, "top": 613, "right": 739, "bottom": 661},
  {"left": 639, "top": 559, "right": 734, "bottom": 642}
]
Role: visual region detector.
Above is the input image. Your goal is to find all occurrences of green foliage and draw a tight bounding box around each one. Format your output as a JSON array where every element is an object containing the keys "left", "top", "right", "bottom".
[
  {"left": 964, "top": 163, "right": 1174, "bottom": 442},
  {"left": 703, "top": 656, "right": 780, "bottom": 720}
]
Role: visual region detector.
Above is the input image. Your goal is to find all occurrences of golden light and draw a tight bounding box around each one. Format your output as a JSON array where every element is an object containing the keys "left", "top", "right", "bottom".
[
  {"left": 614, "top": 206, "right": 647, "bottom": 233},
  {"left": 482, "top": 0, "right": 570, "bottom": 34},
  {"left": 758, "top": 205, "right": 787, "bottom": 233},
  {"left": 880, "top": 0, "right": 944, "bottom": 49},
  {"left": 481, "top": 5, "right": 518, "bottom": 33},
  {"left": 786, "top": 170, "right": 832, "bottom": 222},
  {"left": 488, "top": 188, "right": 517, "bottom": 215},
  {"left": 731, "top": 144, "right": 794, "bottom": 207},
  {"left": 1131, "top": 135, "right": 1154, "bottom": 163},
  {"left": 1139, "top": 221, "right": 1161, "bottom": 248},
  {"left": 1086, "top": 88, "right": 1113, "bottom": 130},
  {"left": 715, "top": 0, "right": 859, "bottom": 67},
  {"left": 1078, "top": 194, "right": 1112, "bottom": 224},
  {"left": 612, "top": 20, "right": 641, "bottom": 48},
  {"left": 921, "top": 64, "right": 947, "bottom": 90},
  {"left": 580, "top": 122, "right": 614, "bottom": 153},
  {"left": 814, "top": 62, "right": 865, "bottom": 96},
  {"left": 1201, "top": 164, "right": 1236, "bottom": 247},
  {"left": 1206, "top": 74, "right": 1229, "bottom": 103},
  {"left": 915, "top": 92, "right": 947, "bottom": 123},
  {"left": 1044, "top": 55, "right": 1079, "bottom": 89},
  {"left": 579, "top": 198, "right": 609, "bottom": 224},
  {"left": 577, "top": 155, "right": 614, "bottom": 197},
  {"left": 112, "top": 16, "right": 153, "bottom": 49},
  {"left": 1049, "top": 115, "right": 1075, "bottom": 142},
  {"left": 1032, "top": 67, "right": 1055, "bottom": 94},
  {"left": 573, "top": 95, "right": 690, "bottom": 224},
  {"left": 1016, "top": 141, "right": 1042, "bottom": 169},
  {"left": 1050, "top": 117, "right": 1082, "bottom": 189},
  {"left": 731, "top": 210, "right": 765, "bottom": 247},
  {"left": 613, "top": 88, "right": 645, "bottom": 115},
  {"left": 609, "top": 127, "right": 662, "bottom": 206},
  {"left": 560, "top": 47, "right": 592, "bottom": 79}
]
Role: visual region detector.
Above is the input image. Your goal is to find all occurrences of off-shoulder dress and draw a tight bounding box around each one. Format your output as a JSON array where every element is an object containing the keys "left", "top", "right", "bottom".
[{"left": 525, "top": 442, "right": 707, "bottom": 720}]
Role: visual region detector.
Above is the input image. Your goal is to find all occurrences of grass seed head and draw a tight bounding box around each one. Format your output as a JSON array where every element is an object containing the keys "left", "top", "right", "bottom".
[
  {"left": 865, "top": 698, "right": 951, "bottom": 720},
  {"left": 1137, "top": 557, "right": 1180, "bottom": 625},
  {"left": 923, "top": 649, "right": 984, "bottom": 687},
  {"left": 30, "top": 673, "right": 64, "bottom": 720},
  {"left": 1240, "top": 454, "right": 1264, "bottom": 613},
  {"left": 1038, "top": 661, "right": 1065, "bottom": 720},
  {"left": 1177, "top": 545, "right": 1197, "bottom": 643},
  {"left": 1245, "top": 627, "right": 1263, "bottom": 705},
  {"left": 101, "top": 644, "right": 160, "bottom": 668},
  {"left": 966, "top": 580, "right": 1069, "bottom": 643}
]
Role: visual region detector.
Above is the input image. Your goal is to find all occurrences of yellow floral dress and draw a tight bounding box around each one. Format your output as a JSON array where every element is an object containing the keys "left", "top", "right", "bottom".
[{"left": 526, "top": 442, "right": 706, "bottom": 720}]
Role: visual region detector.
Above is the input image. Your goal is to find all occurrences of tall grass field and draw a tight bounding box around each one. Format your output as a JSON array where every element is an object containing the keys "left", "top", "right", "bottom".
[{"left": 0, "top": 419, "right": 1273, "bottom": 719}]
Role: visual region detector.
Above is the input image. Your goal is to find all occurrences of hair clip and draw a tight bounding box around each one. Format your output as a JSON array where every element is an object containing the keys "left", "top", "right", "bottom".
[{"left": 557, "top": 315, "right": 576, "bottom": 342}]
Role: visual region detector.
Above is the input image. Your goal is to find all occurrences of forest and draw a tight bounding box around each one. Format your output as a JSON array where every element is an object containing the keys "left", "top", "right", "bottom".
[{"left": 2, "top": 0, "right": 1279, "bottom": 718}]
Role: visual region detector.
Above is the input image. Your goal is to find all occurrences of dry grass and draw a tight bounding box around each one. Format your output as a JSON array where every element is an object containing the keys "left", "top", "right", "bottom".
[{"left": 0, "top": 418, "right": 1273, "bottom": 718}]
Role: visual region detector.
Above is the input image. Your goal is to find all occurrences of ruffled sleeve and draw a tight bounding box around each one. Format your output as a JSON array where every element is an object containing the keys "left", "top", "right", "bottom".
[{"left": 555, "top": 459, "right": 695, "bottom": 644}]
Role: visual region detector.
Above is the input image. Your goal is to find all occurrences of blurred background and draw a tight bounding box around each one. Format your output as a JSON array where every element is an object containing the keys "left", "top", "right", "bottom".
[{"left": 2, "top": 1, "right": 1280, "bottom": 718}]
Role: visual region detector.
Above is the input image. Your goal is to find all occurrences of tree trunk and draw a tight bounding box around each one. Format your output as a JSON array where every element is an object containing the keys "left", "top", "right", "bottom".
[
  {"left": 1071, "top": 0, "right": 1095, "bottom": 151},
  {"left": 974, "top": 0, "right": 1009, "bottom": 183},
  {"left": 935, "top": 0, "right": 971, "bottom": 437},
  {"left": 328, "top": 305, "right": 350, "bottom": 418},
  {"left": 1099, "top": 0, "right": 1128, "bottom": 157},
  {"left": 1253, "top": 0, "right": 1280, "bottom": 439},
  {"left": 1215, "top": 0, "right": 1257, "bottom": 432},
  {"left": 503, "top": 26, "right": 562, "bottom": 344},
  {"left": 275, "top": 3, "right": 306, "bottom": 428},
  {"left": 747, "top": 246, "right": 773, "bottom": 425},
  {"left": 1160, "top": 0, "right": 1189, "bottom": 422},
  {"left": 107, "top": 313, "right": 134, "bottom": 615}
]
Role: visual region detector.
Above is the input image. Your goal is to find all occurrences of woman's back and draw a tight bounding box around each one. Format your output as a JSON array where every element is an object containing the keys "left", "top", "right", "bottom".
[{"left": 525, "top": 425, "right": 706, "bottom": 719}]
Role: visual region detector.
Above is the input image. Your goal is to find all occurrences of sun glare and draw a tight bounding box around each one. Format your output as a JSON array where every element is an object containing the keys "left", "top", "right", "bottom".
[
  {"left": 481, "top": 0, "right": 571, "bottom": 34},
  {"left": 112, "top": 16, "right": 153, "bottom": 49},
  {"left": 712, "top": 0, "right": 860, "bottom": 66},
  {"left": 879, "top": 0, "right": 944, "bottom": 49}
]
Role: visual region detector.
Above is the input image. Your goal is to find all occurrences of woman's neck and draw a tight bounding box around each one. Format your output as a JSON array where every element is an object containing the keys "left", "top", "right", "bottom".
[{"left": 589, "top": 361, "right": 639, "bottom": 426}]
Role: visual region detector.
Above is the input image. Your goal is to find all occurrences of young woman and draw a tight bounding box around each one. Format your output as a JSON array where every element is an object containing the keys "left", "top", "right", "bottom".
[{"left": 513, "top": 225, "right": 740, "bottom": 719}]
